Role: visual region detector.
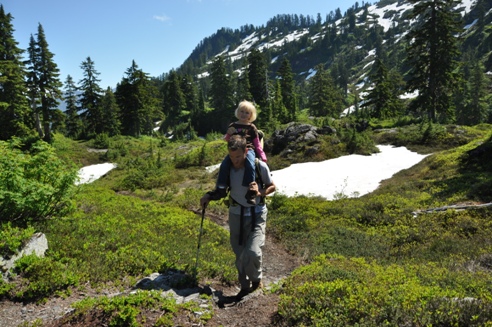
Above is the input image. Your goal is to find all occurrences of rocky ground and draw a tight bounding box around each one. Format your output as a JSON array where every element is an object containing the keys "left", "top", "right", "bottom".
[{"left": 0, "top": 210, "right": 303, "bottom": 327}]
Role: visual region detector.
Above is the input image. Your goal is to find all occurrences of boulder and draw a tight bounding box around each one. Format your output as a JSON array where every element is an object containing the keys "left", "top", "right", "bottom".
[
  {"left": 1, "top": 233, "right": 48, "bottom": 280},
  {"left": 265, "top": 122, "right": 336, "bottom": 156}
]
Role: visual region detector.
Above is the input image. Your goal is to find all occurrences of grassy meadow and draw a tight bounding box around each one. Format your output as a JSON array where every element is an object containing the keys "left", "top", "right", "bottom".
[{"left": 2, "top": 121, "right": 492, "bottom": 326}]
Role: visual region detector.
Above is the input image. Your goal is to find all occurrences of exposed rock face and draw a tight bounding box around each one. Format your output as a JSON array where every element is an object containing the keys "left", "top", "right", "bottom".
[
  {"left": 134, "top": 271, "right": 207, "bottom": 304},
  {"left": 264, "top": 122, "right": 336, "bottom": 157},
  {"left": 1, "top": 233, "right": 48, "bottom": 280}
]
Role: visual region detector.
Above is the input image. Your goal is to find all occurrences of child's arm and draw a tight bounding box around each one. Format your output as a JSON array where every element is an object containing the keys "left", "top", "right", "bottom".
[
  {"left": 252, "top": 136, "right": 267, "bottom": 162},
  {"left": 224, "top": 126, "right": 236, "bottom": 141}
]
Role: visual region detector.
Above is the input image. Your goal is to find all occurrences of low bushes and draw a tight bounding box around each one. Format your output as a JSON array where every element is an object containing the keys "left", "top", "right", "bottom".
[
  {"left": 278, "top": 255, "right": 492, "bottom": 326},
  {"left": 46, "top": 185, "right": 235, "bottom": 287},
  {"left": 67, "top": 290, "right": 212, "bottom": 326}
]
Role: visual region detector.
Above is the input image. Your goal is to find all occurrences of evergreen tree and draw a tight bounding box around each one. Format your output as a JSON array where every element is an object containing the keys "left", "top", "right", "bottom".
[
  {"left": 198, "top": 88, "right": 205, "bottom": 113},
  {"left": 405, "top": 0, "right": 462, "bottom": 123},
  {"left": 456, "top": 52, "right": 488, "bottom": 125},
  {"left": 236, "top": 70, "right": 252, "bottom": 104},
  {"left": 455, "top": 49, "right": 472, "bottom": 125},
  {"left": 50, "top": 109, "right": 66, "bottom": 134},
  {"left": 247, "top": 49, "right": 269, "bottom": 109},
  {"left": 309, "top": 64, "right": 344, "bottom": 118},
  {"left": 349, "top": 84, "right": 361, "bottom": 118},
  {"left": 297, "top": 79, "right": 310, "bottom": 113},
  {"left": 362, "top": 35, "right": 403, "bottom": 119},
  {"left": 181, "top": 74, "right": 199, "bottom": 115},
  {"left": 181, "top": 74, "right": 201, "bottom": 133},
  {"left": 0, "top": 5, "right": 33, "bottom": 140},
  {"left": 33, "top": 23, "right": 63, "bottom": 143},
  {"left": 335, "top": 8, "right": 342, "bottom": 20},
  {"left": 116, "top": 60, "right": 159, "bottom": 137},
  {"left": 209, "top": 56, "right": 235, "bottom": 130},
  {"left": 467, "top": 60, "right": 488, "bottom": 125},
  {"left": 362, "top": 57, "right": 393, "bottom": 119},
  {"left": 277, "top": 58, "right": 298, "bottom": 122},
  {"left": 25, "top": 35, "right": 42, "bottom": 138},
  {"left": 160, "top": 70, "right": 186, "bottom": 133},
  {"left": 78, "top": 56, "right": 103, "bottom": 136},
  {"left": 100, "top": 87, "right": 120, "bottom": 136},
  {"left": 193, "top": 88, "right": 207, "bottom": 136},
  {"left": 271, "top": 79, "right": 287, "bottom": 124},
  {"left": 63, "top": 75, "right": 82, "bottom": 138},
  {"left": 331, "top": 57, "right": 349, "bottom": 95}
]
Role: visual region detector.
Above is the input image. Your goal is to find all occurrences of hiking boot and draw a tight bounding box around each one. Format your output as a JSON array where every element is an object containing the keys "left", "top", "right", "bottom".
[
  {"left": 235, "top": 288, "right": 250, "bottom": 301},
  {"left": 245, "top": 189, "right": 256, "bottom": 205},
  {"left": 251, "top": 280, "right": 263, "bottom": 292}
]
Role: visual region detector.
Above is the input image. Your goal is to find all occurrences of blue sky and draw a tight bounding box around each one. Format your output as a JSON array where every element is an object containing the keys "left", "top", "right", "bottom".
[{"left": 4, "top": 0, "right": 357, "bottom": 89}]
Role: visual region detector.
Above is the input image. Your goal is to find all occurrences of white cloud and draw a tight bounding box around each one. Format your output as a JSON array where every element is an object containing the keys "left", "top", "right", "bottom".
[{"left": 153, "top": 14, "right": 171, "bottom": 22}]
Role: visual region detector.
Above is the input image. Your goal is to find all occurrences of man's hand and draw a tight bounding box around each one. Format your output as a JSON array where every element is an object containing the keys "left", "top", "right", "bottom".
[
  {"left": 249, "top": 182, "right": 260, "bottom": 197},
  {"left": 200, "top": 194, "right": 211, "bottom": 209}
]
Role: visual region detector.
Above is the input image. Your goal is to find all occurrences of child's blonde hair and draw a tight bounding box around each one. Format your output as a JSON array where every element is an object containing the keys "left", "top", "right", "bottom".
[{"left": 235, "top": 100, "right": 257, "bottom": 123}]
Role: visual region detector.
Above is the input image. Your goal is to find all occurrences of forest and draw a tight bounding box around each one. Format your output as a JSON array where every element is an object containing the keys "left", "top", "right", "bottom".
[{"left": 1, "top": 0, "right": 491, "bottom": 144}]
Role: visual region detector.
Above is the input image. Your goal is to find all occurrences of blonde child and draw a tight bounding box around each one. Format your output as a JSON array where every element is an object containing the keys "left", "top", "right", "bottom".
[{"left": 216, "top": 101, "right": 267, "bottom": 204}]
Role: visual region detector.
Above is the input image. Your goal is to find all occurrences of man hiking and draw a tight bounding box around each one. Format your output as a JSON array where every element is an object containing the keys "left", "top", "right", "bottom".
[{"left": 200, "top": 134, "right": 276, "bottom": 300}]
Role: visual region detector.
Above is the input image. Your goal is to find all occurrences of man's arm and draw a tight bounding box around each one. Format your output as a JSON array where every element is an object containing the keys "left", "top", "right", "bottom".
[
  {"left": 250, "top": 161, "right": 275, "bottom": 197},
  {"left": 200, "top": 187, "right": 228, "bottom": 209},
  {"left": 260, "top": 181, "right": 276, "bottom": 197}
]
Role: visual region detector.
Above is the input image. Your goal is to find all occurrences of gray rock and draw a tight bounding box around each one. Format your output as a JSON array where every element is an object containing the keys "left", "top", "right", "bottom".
[
  {"left": 1, "top": 233, "right": 48, "bottom": 280},
  {"left": 266, "top": 123, "right": 326, "bottom": 155}
]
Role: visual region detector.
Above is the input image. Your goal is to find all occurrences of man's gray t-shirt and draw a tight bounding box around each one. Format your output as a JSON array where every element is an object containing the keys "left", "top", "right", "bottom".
[{"left": 228, "top": 160, "right": 273, "bottom": 216}]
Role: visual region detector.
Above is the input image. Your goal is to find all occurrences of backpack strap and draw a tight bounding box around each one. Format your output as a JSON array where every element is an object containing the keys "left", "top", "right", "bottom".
[
  {"left": 255, "top": 159, "right": 266, "bottom": 204},
  {"left": 238, "top": 206, "right": 256, "bottom": 246},
  {"left": 239, "top": 206, "right": 244, "bottom": 245},
  {"left": 228, "top": 159, "right": 266, "bottom": 207}
]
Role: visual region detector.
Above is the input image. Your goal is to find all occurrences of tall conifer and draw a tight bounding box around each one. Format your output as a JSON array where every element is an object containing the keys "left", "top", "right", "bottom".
[
  {"left": 247, "top": 49, "right": 269, "bottom": 109},
  {"left": 277, "top": 58, "right": 297, "bottom": 122},
  {"left": 405, "top": 0, "right": 462, "bottom": 123},
  {"left": 63, "top": 75, "right": 82, "bottom": 138},
  {"left": 33, "top": 23, "right": 63, "bottom": 143},
  {"left": 0, "top": 5, "right": 33, "bottom": 140},
  {"left": 116, "top": 60, "right": 158, "bottom": 136},
  {"left": 209, "top": 56, "right": 235, "bottom": 131},
  {"left": 160, "top": 70, "right": 186, "bottom": 134},
  {"left": 309, "top": 64, "right": 343, "bottom": 118},
  {"left": 78, "top": 57, "right": 103, "bottom": 136}
]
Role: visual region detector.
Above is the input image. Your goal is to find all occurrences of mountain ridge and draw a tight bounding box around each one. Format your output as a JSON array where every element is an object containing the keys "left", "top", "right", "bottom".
[{"left": 172, "top": 0, "right": 491, "bottom": 96}]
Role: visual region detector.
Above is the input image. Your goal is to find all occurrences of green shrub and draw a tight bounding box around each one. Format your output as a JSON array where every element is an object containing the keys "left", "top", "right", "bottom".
[
  {"left": 92, "top": 133, "right": 110, "bottom": 149},
  {"left": 69, "top": 290, "right": 211, "bottom": 327},
  {"left": 105, "top": 140, "right": 129, "bottom": 161},
  {"left": 0, "top": 139, "right": 78, "bottom": 225},
  {"left": 0, "top": 223, "right": 35, "bottom": 257},
  {"left": 0, "top": 278, "right": 14, "bottom": 299},
  {"left": 10, "top": 254, "right": 79, "bottom": 302},
  {"left": 343, "top": 129, "right": 378, "bottom": 155}
]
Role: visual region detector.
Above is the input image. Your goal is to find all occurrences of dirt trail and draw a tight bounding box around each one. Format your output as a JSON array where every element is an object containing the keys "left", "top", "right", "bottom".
[{"left": 0, "top": 210, "right": 302, "bottom": 327}]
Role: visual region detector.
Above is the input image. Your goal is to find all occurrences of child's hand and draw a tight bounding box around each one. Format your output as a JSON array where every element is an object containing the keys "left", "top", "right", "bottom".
[{"left": 227, "top": 127, "right": 237, "bottom": 135}]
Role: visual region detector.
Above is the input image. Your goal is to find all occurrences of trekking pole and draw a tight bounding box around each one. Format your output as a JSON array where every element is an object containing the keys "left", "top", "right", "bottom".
[{"left": 193, "top": 208, "right": 205, "bottom": 283}]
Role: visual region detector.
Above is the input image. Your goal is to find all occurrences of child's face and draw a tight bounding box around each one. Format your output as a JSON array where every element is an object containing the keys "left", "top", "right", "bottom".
[{"left": 238, "top": 108, "right": 252, "bottom": 123}]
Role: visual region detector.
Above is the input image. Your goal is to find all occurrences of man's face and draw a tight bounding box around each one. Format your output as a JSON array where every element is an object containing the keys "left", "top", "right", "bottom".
[{"left": 228, "top": 148, "right": 247, "bottom": 169}]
